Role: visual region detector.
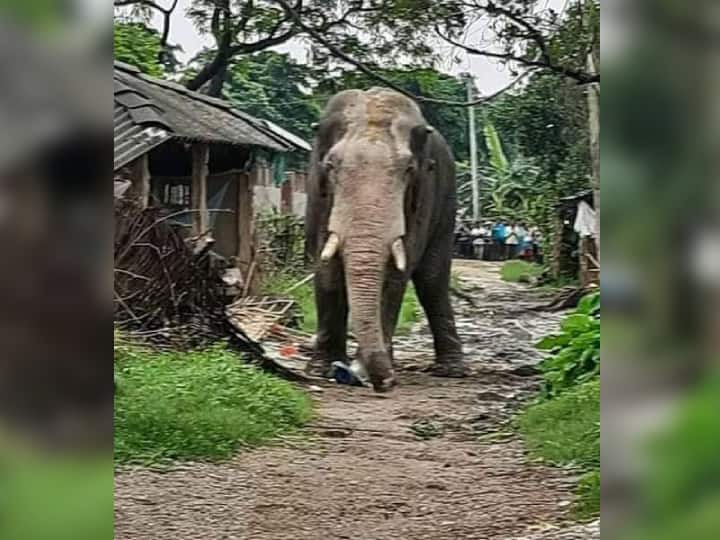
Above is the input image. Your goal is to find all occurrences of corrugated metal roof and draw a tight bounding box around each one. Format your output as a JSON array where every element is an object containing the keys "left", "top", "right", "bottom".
[
  {"left": 114, "top": 105, "right": 171, "bottom": 170},
  {"left": 115, "top": 62, "right": 313, "bottom": 170}
]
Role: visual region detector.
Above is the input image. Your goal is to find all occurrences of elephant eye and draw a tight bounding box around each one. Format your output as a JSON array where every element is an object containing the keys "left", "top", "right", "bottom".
[{"left": 322, "top": 159, "right": 336, "bottom": 176}]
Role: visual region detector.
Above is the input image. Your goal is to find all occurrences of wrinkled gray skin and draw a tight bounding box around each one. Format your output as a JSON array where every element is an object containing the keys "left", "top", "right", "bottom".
[{"left": 305, "top": 88, "right": 465, "bottom": 391}]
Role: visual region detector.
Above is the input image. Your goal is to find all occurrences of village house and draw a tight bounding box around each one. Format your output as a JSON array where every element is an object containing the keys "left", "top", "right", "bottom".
[{"left": 113, "top": 61, "right": 311, "bottom": 274}]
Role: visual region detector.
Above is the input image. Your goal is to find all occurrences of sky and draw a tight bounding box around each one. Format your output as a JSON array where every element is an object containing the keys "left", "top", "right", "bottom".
[{"left": 123, "top": 0, "right": 568, "bottom": 95}]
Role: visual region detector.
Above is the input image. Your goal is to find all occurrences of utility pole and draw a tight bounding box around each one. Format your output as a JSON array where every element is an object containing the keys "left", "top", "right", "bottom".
[{"left": 465, "top": 75, "right": 480, "bottom": 222}]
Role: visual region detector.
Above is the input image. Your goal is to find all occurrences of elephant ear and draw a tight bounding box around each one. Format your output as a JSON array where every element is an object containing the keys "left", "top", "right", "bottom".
[
  {"left": 409, "top": 124, "right": 434, "bottom": 158},
  {"left": 315, "top": 114, "right": 345, "bottom": 161}
]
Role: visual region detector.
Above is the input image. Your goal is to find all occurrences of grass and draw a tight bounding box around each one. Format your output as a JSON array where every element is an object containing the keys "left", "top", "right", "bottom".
[
  {"left": 260, "top": 272, "right": 318, "bottom": 333},
  {"left": 114, "top": 345, "right": 312, "bottom": 465},
  {"left": 575, "top": 470, "right": 600, "bottom": 520},
  {"left": 500, "top": 260, "right": 544, "bottom": 283},
  {"left": 517, "top": 378, "right": 600, "bottom": 520},
  {"left": 261, "top": 271, "right": 420, "bottom": 334}
]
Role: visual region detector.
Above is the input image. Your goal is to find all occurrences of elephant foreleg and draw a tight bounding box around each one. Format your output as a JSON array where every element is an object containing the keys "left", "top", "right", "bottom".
[
  {"left": 308, "top": 260, "right": 348, "bottom": 377},
  {"left": 413, "top": 251, "right": 466, "bottom": 377}
]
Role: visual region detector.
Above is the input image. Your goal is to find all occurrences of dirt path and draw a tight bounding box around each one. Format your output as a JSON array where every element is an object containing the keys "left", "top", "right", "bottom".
[{"left": 115, "top": 261, "right": 600, "bottom": 540}]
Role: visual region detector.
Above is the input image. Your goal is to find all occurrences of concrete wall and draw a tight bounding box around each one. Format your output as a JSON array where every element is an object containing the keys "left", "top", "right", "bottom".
[
  {"left": 253, "top": 185, "right": 306, "bottom": 218},
  {"left": 252, "top": 166, "right": 308, "bottom": 219}
]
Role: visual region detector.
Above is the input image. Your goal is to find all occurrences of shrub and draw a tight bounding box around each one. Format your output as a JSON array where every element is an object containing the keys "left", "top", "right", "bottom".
[
  {"left": 537, "top": 292, "right": 600, "bottom": 397},
  {"left": 500, "top": 260, "right": 544, "bottom": 283}
]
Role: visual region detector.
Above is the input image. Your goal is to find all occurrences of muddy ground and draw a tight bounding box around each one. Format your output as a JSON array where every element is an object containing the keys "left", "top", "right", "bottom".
[{"left": 115, "top": 260, "right": 600, "bottom": 539}]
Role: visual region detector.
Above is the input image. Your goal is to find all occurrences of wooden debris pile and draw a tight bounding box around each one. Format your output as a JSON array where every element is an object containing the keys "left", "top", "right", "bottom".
[
  {"left": 114, "top": 202, "right": 317, "bottom": 380},
  {"left": 226, "top": 295, "right": 316, "bottom": 380},
  {"left": 114, "top": 200, "right": 233, "bottom": 349}
]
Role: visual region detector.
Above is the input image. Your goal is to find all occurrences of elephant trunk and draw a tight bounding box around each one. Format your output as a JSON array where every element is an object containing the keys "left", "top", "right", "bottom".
[{"left": 343, "top": 236, "right": 396, "bottom": 391}]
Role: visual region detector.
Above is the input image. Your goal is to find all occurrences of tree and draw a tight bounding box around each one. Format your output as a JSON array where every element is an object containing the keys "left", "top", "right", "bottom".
[
  {"left": 114, "top": 21, "right": 165, "bottom": 76},
  {"left": 435, "top": 0, "right": 600, "bottom": 85},
  {"left": 476, "top": 120, "right": 542, "bottom": 219},
  {"left": 221, "top": 51, "right": 321, "bottom": 140},
  {"left": 114, "top": 0, "right": 180, "bottom": 67}
]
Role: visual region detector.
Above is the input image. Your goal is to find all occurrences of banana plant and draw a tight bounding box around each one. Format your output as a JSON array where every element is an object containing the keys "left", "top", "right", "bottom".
[{"left": 481, "top": 120, "right": 542, "bottom": 219}]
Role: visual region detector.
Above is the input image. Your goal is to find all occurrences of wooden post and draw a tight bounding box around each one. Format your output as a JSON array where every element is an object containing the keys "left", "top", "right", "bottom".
[
  {"left": 191, "top": 144, "right": 209, "bottom": 235},
  {"left": 585, "top": 0, "right": 600, "bottom": 262},
  {"left": 236, "top": 170, "right": 254, "bottom": 271},
  {"left": 130, "top": 154, "right": 151, "bottom": 209}
]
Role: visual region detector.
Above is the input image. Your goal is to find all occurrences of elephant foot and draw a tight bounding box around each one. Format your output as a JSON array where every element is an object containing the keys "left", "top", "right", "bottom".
[{"left": 428, "top": 356, "right": 468, "bottom": 378}]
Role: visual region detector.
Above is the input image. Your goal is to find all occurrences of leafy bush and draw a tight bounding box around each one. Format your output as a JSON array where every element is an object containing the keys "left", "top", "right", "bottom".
[
  {"left": 500, "top": 260, "right": 544, "bottom": 283},
  {"left": 115, "top": 345, "right": 312, "bottom": 465},
  {"left": 537, "top": 292, "right": 600, "bottom": 396}
]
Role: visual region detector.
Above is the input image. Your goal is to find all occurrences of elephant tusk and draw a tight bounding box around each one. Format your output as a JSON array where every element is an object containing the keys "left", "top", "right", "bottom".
[
  {"left": 321, "top": 233, "right": 340, "bottom": 261},
  {"left": 391, "top": 238, "right": 407, "bottom": 272}
]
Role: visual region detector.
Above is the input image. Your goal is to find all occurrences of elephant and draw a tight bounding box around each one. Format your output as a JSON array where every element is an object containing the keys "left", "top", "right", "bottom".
[{"left": 305, "top": 88, "right": 466, "bottom": 391}]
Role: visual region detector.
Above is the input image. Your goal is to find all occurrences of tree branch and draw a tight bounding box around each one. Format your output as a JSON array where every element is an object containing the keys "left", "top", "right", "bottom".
[
  {"left": 436, "top": 25, "right": 599, "bottom": 84},
  {"left": 114, "top": 0, "right": 173, "bottom": 14},
  {"left": 272, "top": 0, "right": 529, "bottom": 107}
]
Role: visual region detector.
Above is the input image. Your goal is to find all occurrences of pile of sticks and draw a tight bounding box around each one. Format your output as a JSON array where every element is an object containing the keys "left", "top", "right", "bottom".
[{"left": 114, "top": 201, "right": 229, "bottom": 348}]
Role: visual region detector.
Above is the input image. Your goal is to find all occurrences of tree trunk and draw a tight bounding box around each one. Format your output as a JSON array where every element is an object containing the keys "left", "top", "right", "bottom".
[{"left": 207, "top": 59, "right": 229, "bottom": 97}]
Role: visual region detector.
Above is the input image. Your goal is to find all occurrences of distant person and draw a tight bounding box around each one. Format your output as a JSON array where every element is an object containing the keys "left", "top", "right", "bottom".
[
  {"left": 491, "top": 220, "right": 506, "bottom": 260},
  {"left": 505, "top": 221, "right": 520, "bottom": 259},
  {"left": 470, "top": 221, "right": 487, "bottom": 259},
  {"left": 455, "top": 221, "right": 472, "bottom": 259}
]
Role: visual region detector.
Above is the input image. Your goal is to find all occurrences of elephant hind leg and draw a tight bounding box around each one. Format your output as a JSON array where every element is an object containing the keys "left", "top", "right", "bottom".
[{"left": 412, "top": 253, "right": 466, "bottom": 377}]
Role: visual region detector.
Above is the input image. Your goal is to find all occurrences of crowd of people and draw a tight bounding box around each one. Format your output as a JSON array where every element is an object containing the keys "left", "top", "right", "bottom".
[{"left": 454, "top": 219, "right": 543, "bottom": 263}]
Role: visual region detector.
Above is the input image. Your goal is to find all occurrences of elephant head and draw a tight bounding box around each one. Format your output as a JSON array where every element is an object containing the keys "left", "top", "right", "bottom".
[{"left": 314, "top": 89, "right": 434, "bottom": 391}]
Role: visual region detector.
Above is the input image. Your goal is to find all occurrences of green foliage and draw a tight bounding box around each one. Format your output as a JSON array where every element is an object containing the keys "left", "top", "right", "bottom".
[
  {"left": 114, "top": 345, "right": 312, "bottom": 465},
  {"left": 483, "top": 120, "right": 509, "bottom": 172},
  {"left": 397, "top": 285, "right": 421, "bottom": 335},
  {"left": 473, "top": 119, "right": 543, "bottom": 220},
  {"left": 114, "top": 22, "right": 164, "bottom": 77},
  {"left": 484, "top": 72, "right": 592, "bottom": 250},
  {"left": 536, "top": 293, "right": 600, "bottom": 397},
  {"left": 518, "top": 290, "right": 601, "bottom": 520},
  {"left": 575, "top": 470, "right": 601, "bottom": 521},
  {"left": 260, "top": 272, "right": 317, "bottom": 334},
  {"left": 222, "top": 51, "right": 321, "bottom": 141},
  {"left": 500, "top": 260, "right": 544, "bottom": 283},
  {"left": 518, "top": 378, "right": 599, "bottom": 469}
]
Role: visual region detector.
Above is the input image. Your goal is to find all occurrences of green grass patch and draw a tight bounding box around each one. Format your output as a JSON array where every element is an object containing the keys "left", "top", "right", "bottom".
[
  {"left": 517, "top": 378, "right": 600, "bottom": 520},
  {"left": 261, "top": 272, "right": 420, "bottom": 334},
  {"left": 114, "top": 345, "right": 312, "bottom": 465},
  {"left": 500, "top": 260, "right": 544, "bottom": 283},
  {"left": 518, "top": 378, "right": 599, "bottom": 469},
  {"left": 575, "top": 470, "right": 600, "bottom": 521},
  {"left": 396, "top": 284, "right": 420, "bottom": 335},
  {"left": 260, "top": 272, "right": 317, "bottom": 333}
]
